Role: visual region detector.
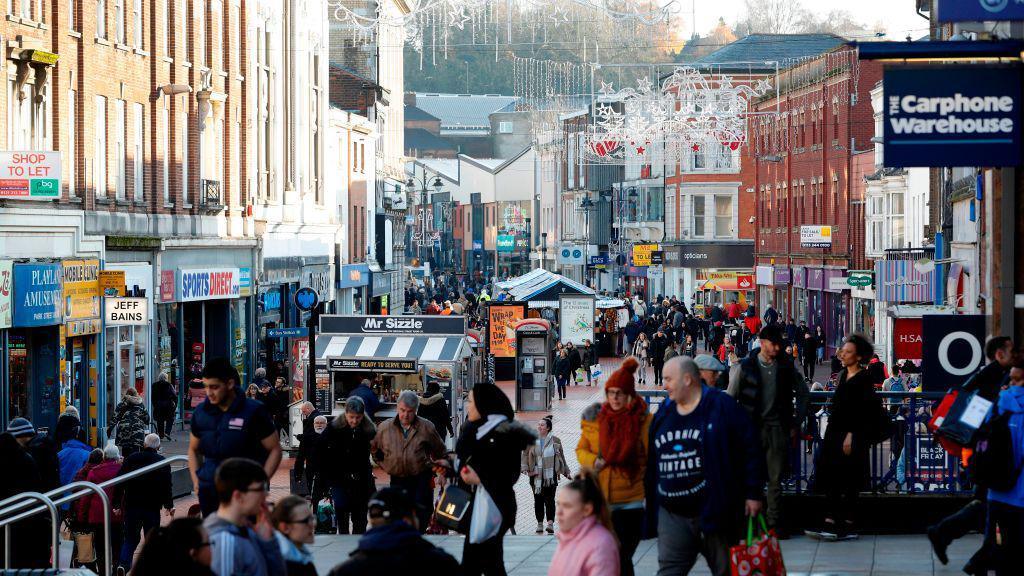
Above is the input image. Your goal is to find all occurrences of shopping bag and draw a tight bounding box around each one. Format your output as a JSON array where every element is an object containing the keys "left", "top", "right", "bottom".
[
  {"left": 938, "top": 389, "right": 993, "bottom": 447},
  {"left": 590, "top": 364, "right": 602, "bottom": 379},
  {"left": 315, "top": 497, "right": 336, "bottom": 533},
  {"left": 730, "top": 515, "right": 786, "bottom": 576},
  {"left": 468, "top": 485, "right": 503, "bottom": 544},
  {"left": 290, "top": 467, "right": 309, "bottom": 497},
  {"left": 928, "top": 389, "right": 964, "bottom": 456}
]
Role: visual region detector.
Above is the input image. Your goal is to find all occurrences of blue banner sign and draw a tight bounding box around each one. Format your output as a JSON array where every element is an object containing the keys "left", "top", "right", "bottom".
[
  {"left": 883, "top": 65, "right": 1021, "bottom": 167},
  {"left": 268, "top": 327, "right": 309, "bottom": 338},
  {"left": 937, "top": 0, "right": 1024, "bottom": 22},
  {"left": 496, "top": 235, "right": 515, "bottom": 253},
  {"left": 13, "top": 262, "right": 63, "bottom": 327}
]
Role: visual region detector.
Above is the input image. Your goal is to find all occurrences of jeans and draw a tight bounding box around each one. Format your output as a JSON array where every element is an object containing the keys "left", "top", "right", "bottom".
[
  {"left": 197, "top": 482, "right": 218, "bottom": 517},
  {"left": 611, "top": 507, "right": 644, "bottom": 576},
  {"left": 761, "top": 423, "right": 788, "bottom": 529},
  {"left": 556, "top": 376, "right": 567, "bottom": 399},
  {"left": 532, "top": 481, "right": 556, "bottom": 523},
  {"left": 656, "top": 508, "right": 730, "bottom": 576},
  {"left": 120, "top": 508, "right": 161, "bottom": 569},
  {"left": 989, "top": 500, "right": 1024, "bottom": 576},
  {"left": 653, "top": 362, "right": 664, "bottom": 386},
  {"left": 331, "top": 484, "right": 369, "bottom": 535},
  {"left": 390, "top": 472, "right": 434, "bottom": 532},
  {"left": 462, "top": 533, "right": 507, "bottom": 576}
]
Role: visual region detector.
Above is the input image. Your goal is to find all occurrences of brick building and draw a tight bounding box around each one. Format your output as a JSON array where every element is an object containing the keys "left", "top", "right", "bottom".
[{"left": 752, "top": 48, "right": 881, "bottom": 355}]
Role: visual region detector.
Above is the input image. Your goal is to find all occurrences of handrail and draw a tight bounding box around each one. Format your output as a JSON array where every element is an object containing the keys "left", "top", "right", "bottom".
[
  {"left": 0, "top": 492, "right": 59, "bottom": 570},
  {"left": 0, "top": 455, "right": 187, "bottom": 575}
]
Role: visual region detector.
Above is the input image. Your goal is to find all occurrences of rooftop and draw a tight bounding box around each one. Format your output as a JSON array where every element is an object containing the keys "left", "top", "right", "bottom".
[
  {"left": 404, "top": 128, "right": 457, "bottom": 153},
  {"left": 404, "top": 104, "right": 440, "bottom": 123},
  {"left": 413, "top": 93, "right": 518, "bottom": 132},
  {"left": 692, "top": 33, "right": 847, "bottom": 71}
]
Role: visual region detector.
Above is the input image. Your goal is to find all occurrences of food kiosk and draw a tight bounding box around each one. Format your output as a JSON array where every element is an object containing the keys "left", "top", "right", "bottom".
[
  {"left": 515, "top": 318, "right": 554, "bottom": 412},
  {"left": 312, "top": 315, "right": 471, "bottom": 430}
]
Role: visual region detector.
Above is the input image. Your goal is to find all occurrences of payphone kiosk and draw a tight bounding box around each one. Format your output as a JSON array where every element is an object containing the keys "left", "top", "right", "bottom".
[{"left": 515, "top": 318, "right": 553, "bottom": 411}]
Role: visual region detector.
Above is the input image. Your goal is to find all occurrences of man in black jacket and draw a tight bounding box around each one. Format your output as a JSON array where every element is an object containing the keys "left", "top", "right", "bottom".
[
  {"left": 328, "top": 487, "right": 460, "bottom": 576},
  {"left": 116, "top": 433, "right": 174, "bottom": 571},
  {"left": 727, "top": 324, "right": 809, "bottom": 536},
  {"left": 294, "top": 401, "right": 323, "bottom": 489}
]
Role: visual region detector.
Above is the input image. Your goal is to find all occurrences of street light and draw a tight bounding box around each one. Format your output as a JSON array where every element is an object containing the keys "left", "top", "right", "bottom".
[
  {"left": 524, "top": 217, "right": 532, "bottom": 272},
  {"left": 578, "top": 195, "right": 596, "bottom": 288}
]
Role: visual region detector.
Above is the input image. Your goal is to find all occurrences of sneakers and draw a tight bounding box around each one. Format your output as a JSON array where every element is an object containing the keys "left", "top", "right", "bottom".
[
  {"left": 545, "top": 521, "right": 554, "bottom": 534},
  {"left": 927, "top": 526, "right": 949, "bottom": 565},
  {"left": 535, "top": 522, "right": 544, "bottom": 534}
]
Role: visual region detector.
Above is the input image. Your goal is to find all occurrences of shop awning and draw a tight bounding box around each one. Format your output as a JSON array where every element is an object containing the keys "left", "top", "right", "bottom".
[
  {"left": 495, "top": 268, "right": 595, "bottom": 301},
  {"left": 315, "top": 334, "right": 467, "bottom": 364}
]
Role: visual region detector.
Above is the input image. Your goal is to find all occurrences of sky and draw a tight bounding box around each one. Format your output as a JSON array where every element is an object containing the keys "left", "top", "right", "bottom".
[{"left": 688, "top": 0, "right": 931, "bottom": 41}]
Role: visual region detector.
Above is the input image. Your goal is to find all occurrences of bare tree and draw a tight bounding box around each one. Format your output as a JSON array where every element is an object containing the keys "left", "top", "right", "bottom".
[{"left": 737, "top": 0, "right": 808, "bottom": 35}]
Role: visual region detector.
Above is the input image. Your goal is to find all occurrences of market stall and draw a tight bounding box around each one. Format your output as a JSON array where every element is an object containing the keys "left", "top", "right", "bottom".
[{"left": 312, "top": 315, "right": 472, "bottom": 430}]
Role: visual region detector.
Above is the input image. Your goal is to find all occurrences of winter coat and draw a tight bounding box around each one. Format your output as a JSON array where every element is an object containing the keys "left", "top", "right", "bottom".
[
  {"left": 577, "top": 403, "right": 652, "bottom": 506},
  {"left": 631, "top": 338, "right": 649, "bottom": 360},
  {"left": 205, "top": 514, "right": 286, "bottom": 576},
  {"left": 817, "top": 369, "right": 878, "bottom": 491},
  {"left": 323, "top": 415, "right": 376, "bottom": 491},
  {"left": 370, "top": 416, "right": 446, "bottom": 478},
  {"left": 988, "top": 385, "right": 1024, "bottom": 508},
  {"left": 57, "top": 439, "right": 92, "bottom": 487},
  {"left": 569, "top": 348, "right": 582, "bottom": 372},
  {"left": 521, "top": 434, "right": 571, "bottom": 484},
  {"left": 347, "top": 385, "right": 381, "bottom": 418},
  {"left": 327, "top": 521, "right": 460, "bottom": 576},
  {"left": 107, "top": 394, "right": 150, "bottom": 452},
  {"left": 547, "top": 515, "right": 620, "bottom": 576},
  {"left": 115, "top": 448, "right": 173, "bottom": 511},
  {"left": 554, "top": 356, "right": 572, "bottom": 379},
  {"left": 70, "top": 463, "right": 98, "bottom": 525},
  {"left": 27, "top": 434, "right": 60, "bottom": 492},
  {"left": 295, "top": 409, "right": 323, "bottom": 477},
  {"left": 727, "top": 349, "right": 809, "bottom": 431},
  {"left": 456, "top": 418, "right": 537, "bottom": 533},
  {"left": 152, "top": 377, "right": 178, "bottom": 415},
  {"left": 649, "top": 334, "right": 670, "bottom": 366},
  {"left": 417, "top": 393, "right": 454, "bottom": 441},
  {"left": 580, "top": 346, "right": 595, "bottom": 369},
  {"left": 84, "top": 459, "right": 123, "bottom": 524},
  {"left": 55, "top": 413, "right": 83, "bottom": 449},
  {"left": 644, "top": 385, "right": 765, "bottom": 538}
]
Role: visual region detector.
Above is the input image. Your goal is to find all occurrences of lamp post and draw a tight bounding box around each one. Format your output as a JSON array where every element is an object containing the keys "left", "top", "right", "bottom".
[
  {"left": 579, "top": 195, "right": 595, "bottom": 288},
  {"left": 541, "top": 232, "right": 548, "bottom": 271},
  {"left": 405, "top": 174, "right": 446, "bottom": 269},
  {"left": 524, "top": 217, "right": 532, "bottom": 272}
]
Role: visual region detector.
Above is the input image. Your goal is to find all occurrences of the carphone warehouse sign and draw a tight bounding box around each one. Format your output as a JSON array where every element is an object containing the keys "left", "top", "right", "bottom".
[{"left": 883, "top": 66, "right": 1021, "bottom": 168}]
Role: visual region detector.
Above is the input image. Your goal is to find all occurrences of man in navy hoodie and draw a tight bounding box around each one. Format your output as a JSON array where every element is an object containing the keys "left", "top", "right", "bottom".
[{"left": 645, "top": 355, "right": 764, "bottom": 576}]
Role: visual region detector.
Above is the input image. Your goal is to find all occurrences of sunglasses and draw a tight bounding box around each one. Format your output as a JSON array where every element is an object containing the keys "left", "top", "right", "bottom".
[{"left": 289, "top": 515, "right": 315, "bottom": 525}]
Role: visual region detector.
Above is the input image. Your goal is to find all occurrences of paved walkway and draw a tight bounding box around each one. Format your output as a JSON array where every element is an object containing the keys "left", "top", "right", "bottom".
[{"left": 308, "top": 533, "right": 979, "bottom": 575}]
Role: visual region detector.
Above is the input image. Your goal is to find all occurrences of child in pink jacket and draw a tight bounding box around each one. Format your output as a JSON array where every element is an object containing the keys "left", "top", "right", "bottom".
[{"left": 548, "top": 473, "right": 620, "bottom": 576}]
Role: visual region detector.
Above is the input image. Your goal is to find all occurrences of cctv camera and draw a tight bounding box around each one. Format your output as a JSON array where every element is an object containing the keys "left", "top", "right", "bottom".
[{"left": 748, "top": 216, "right": 756, "bottom": 224}]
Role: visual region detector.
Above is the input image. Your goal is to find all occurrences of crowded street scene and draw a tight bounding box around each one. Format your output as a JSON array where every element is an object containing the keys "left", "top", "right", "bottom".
[{"left": 0, "top": 0, "right": 1023, "bottom": 575}]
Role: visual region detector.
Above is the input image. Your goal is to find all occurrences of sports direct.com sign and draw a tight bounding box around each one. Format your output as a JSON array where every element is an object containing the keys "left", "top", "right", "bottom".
[{"left": 883, "top": 66, "right": 1021, "bottom": 167}]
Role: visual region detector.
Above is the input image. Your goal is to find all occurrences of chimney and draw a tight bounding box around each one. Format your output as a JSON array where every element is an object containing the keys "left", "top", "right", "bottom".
[{"left": 404, "top": 92, "right": 417, "bottom": 106}]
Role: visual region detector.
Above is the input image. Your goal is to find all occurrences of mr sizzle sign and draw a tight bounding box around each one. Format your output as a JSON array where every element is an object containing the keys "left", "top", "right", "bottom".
[
  {"left": 319, "top": 314, "right": 466, "bottom": 335},
  {"left": 883, "top": 66, "right": 1021, "bottom": 168},
  {"left": 921, "top": 314, "right": 987, "bottom": 392},
  {"left": 177, "top": 268, "right": 240, "bottom": 302},
  {"left": 327, "top": 357, "right": 418, "bottom": 373},
  {"left": 937, "top": 0, "right": 1024, "bottom": 22}
]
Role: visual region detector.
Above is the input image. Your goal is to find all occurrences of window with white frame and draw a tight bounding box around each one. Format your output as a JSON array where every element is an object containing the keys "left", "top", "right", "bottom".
[
  {"left": 115, "top": 0, "right": 125, "bottom": 43},
  {"left": 95, "top": 96, "right": 107, "bottom": 197},
  {"left": 179, "top": 0, "right": 188, "bottom": 58},
  {"left": 714, "top": 195, "right": 733, "bottom": 237},
  {"left": 195, "top": 0, "right": 205, "bottom": 67},
  {"left": 19, "top": 0, "right": 28, "bottom": 18},
  {"left": 115, "top": 100, "right": 126, "bottom": 199},
  {"left": 97, "top": 0, "right": 107, "bottom": 38},
  {"left": 181, "top": 110, "right": 189, "bottom": 203},
  {"left": 665, "top": 188, "right": 677, "bottom": 239},
  {"left": 311, "top": 53, "right": 322, "bottom": 202},
  {"left": 68, "top": 89, "right": 77, "bottom": 197},
  {"left": 567, "top": 134, "right": 576, "bottom": 189},
  {"left": 577, "top": 133, "right": 586, "bottom": 189},
  {"left": 692, "top": 195, "right": 705, "bottom": 238},
  {"left": 70, "top": 0, "right": 78, "bottom": 30},
  {"left": 161, "top": 107, "right": 169, "bottom": 202},
  {"left": 890, "top": 192, "right": 905, "bottom": 249},
  {"left": 8, "top": 79, "right": 49, "bottom": 151},
  {"left": 133, "top": 102, "right": 144, "bottom": 200},
  {"left": 211, "top": 0, "right": 222, "bottom": 70},
  {"left": 133, "top": 0, "right": 142, "bottom": 48},
  {"left": 499, "top": 121, "right": 513, "bottom": 134},
  {"left": 162, "top": 0, "right": 169, "bottom": 54}
]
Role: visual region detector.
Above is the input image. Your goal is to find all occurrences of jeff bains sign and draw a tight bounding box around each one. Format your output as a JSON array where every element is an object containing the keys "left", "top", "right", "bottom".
[{"left": 883, "top": 66, "right": 1021, "bottom": 168}]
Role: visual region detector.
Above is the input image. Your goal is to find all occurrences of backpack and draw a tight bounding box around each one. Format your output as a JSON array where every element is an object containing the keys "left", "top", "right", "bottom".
[{"left": 971, "top": 409, "right": 1022, "bottom": 491}]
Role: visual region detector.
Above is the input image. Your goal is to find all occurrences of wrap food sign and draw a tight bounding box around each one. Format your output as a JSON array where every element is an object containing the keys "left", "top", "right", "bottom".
[{"left": 488, "top": 303, "right": 526, "bottom": 358}]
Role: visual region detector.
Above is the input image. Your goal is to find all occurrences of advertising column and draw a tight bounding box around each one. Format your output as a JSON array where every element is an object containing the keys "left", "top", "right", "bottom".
[{"left": 10, "top": 262, "right": 63, "bottom": 432}]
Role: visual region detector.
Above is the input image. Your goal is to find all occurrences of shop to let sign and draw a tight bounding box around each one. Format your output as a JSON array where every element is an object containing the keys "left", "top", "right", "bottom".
[
  {"left": 632, "top": 244, "right": 659, "bottom": 267},
  {"left": 799, "top": 226, "right": 832, "bottom": 248},
  {"left": 105, "top": 297, "right": 148, "bottom": 326},
  {"left": 0, "top": 152, "right": 61, "bottom": 199},
  {"left": 327, "top": 357, "right": 418, "bottom": 372}
]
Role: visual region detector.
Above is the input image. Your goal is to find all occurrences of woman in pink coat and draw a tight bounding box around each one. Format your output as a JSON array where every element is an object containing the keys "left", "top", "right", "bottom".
[{"left": 548, "top": 472, "right": 620, "bottom": 576}]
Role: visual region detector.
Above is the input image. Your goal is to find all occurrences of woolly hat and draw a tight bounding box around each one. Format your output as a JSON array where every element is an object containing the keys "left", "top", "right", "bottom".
[
  {"left": 605, "top": 357, "right": 640, "bottom": 397},
  {"left": 7, "top": 417, "right": 34, "bottom": 438}
]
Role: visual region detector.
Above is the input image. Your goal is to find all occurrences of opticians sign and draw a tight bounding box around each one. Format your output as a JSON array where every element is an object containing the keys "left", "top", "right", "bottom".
[
  {"left": 176, "top": 268, "right": 241, "bottom": 302},
  {"left": 0, "top": 151, "right": 61, "bottom": 200},
  {"left": 937, "top": 0, "right": 1024, "bottom": 22},
  {"left": 883, "top": 66, "right": 1021, "bottom": 167}
]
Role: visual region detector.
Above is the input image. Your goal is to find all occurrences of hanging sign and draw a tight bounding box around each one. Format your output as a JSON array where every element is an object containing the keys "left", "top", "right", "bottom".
[
  {"left": 62, "top": 259, "right": 101, "bottom": 322},
  {"left": 294, "top": 287, "right": 319, "bottom": 312},
  {"left": 497, "top": 235, "right": 516, "bottom": 252},
  {"left": 893, "top": 317, "right": 923, "bottom": 360},
  {"left": 883, "top": 66, "right": 1021, "bottom": 168},
  {"left": 0, "top": 151, "right": 61, "bottom": 199},
  {"left": 105, "top": 297, "right": 148, "bottom": 326},
  {"left": 559, "top": 294, "right": 595, "bottom": 346},
  {"left": 921, "top": 314, "right": 986, "bottom": 392},
  {"left": 557, "top": 245, "right": 586, "bottom": 265}
]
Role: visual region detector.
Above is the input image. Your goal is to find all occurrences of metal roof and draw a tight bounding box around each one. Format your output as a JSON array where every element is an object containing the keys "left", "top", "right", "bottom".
[
  {"left": 496, "top": 269, "right": 595, "bottom": 301},
  {"left": 404, "top": 128, "right": 457, "bottom": 152},
  {"left": 414, "top": 93, "right": 518, "bottom": 131},
  {"left": 693, "top": 34, "right": 847, "bottom": 71}
]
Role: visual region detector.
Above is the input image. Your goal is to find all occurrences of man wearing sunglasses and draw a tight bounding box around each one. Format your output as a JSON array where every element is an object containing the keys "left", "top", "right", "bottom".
[{"left": 205, "top": 458, "right": 286, "bottom": 576}]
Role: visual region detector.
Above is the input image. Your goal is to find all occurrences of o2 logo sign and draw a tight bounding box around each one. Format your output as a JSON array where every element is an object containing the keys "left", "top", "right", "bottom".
[
  {"left": 981, "top": 0, "right": 1009, "bottom": 14},
  {"left": 922, "top": 314, "right": 987, "bottom": 392}
]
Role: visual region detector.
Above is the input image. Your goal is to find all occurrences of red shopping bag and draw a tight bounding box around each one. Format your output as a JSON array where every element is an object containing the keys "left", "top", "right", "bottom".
[
  {"left": 928, "top": 390, "right": 964, "bottom": 457},
  {"left": 730, "top": 515, "right": 786, "bottom": 576}
]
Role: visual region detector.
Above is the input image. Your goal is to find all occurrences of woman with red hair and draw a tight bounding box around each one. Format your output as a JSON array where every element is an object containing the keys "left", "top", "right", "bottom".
[{"left": 576, "top": 357, "right": 651, "bottom": 576}]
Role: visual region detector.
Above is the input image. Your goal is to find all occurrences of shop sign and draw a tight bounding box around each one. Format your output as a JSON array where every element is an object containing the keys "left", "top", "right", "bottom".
[
  {"left": 62, "top": 259, "right": 100, "bottom": 322},
  {"left": 301, "top": 265, "right": 334, "bottom": 303},
  {"left": 487, "top": 303, "right": 526, "bottom": 358},
  {"left": 0, "top": 151, "right": 61, "bottom": 199},
  {"left": 239, "top": 267, "right": 252, "bottom": 297},
  {"left": 847, "top": 272, "right": 873, "bottom": 287},
  {"left": 98, "top": 270, "right": 126, "bottom": 296},
  {"left": 159, "top": 270, "right": 175, "bottom": 302},
  {"left": 799, "top": 226, "right": 833, "bottom": 248},
  {"left": 105, "top": 297, "right": 148, "bottom": 326},
  {"left": 774, "top": 267, "right": 791, "bottom": 285},
  {"left": 673, "top": 242, "right": 755, "bottom": 269},
  {"left": 631, "top": 244, "right": 659, "bottom": 267},
  {"left": 806, "top": 268, "right": 825, "bottom": 291},
  {"left": 260, "top": 288, "right": 282, "bottom": 313},
  {"left": 883, "top": 66, "right": 1021, "bottom": 167},
  {"left": 497, "top": 235, "right": 515, "bottom": 253},
  {"left": 177, "top": 268, "right": 240, "bottom": 302},
  {"left": 756, "top": 265, "right": 773, "bottom": 286},
  {"left": 648, "top": 264, "right": 664, "bottom": 278},
  {"left": 589, "top": 254, "right": 609, "bottom": 269},
  {"left": 559, "top": 294, "right": 595, "bottom": 346},
  {"left": 937, "top": 1, "right": 1024, "bottom": 25},
  {"left": 337, "top": 264, "right": 370, "bottom": 289},
  {"left": 262, "top": 256, "right": 304, "bottom": 284},
  {"left": 791, "top": 267, "right": 806, "bottom": 289},
  {"left": 557, "top": 245, "right": 586, "bottom": 265},
  {"left": 66, "top": 318, "right": 101, "bottom": 336},
  {"left": 370, "top": 270, "right": 392, "bottom": 298},
  {"left": 327, "top": 357, "right": 418, "bottom": 373},
  {"left": 650, "top": 251, "right": 664, "bottom": 266},
  {"left": 922, "top": 314, "right": 986, "bottom": 392},
  {"left": 0, "top": 260, "right": 12, "bottom": 329},
  {"left": 875, "top": 260, "right": 934, "bottom": 302},
  {"left": 13, "top": 262, "right": 62, "bottom": 327},
  {"left": 294, "top": 287, "right": 319, "bottom": 312},
  {"left": 319, "top": 314, "right": 466, "bottom": 335},
  {"left": 827, "top": 276, "right": 849, "bottom": 291},
  {"left": 893, "top": 317, "right": 923, "bottom": 360}
]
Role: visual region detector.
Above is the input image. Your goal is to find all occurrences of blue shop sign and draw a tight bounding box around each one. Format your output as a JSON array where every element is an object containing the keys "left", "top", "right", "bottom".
[
  {"left": 260, "top": 288, "right": 282, "bottom": 312},
  {"left": 13, "top": 262, "right": 63, "bottom": 327},
  {"left": 337, "top": 263, "right": 370, "bottom": 289},
  {"left": 883, "top": 65, "right": 1021, "bottom": 168},
  {"left": 937, "top": 0, "right": 1024, "bottom": 22}
]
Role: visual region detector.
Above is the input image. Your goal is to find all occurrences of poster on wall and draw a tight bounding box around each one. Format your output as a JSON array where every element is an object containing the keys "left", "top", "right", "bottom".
[
  {"left": 0, "top": 259, "right": 12, "bottom": 329},
  {"left": 559, "top": 294, "right": 596, "bottom": 345},
  {"left": 487, "top": 302, "right": 526, "bottom": 358}
]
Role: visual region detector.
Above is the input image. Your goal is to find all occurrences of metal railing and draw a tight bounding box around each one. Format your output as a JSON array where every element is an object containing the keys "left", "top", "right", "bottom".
[
  {"left": 0, "top": 455, "right": 188, "bottom": 576},
  {"left": 638, "top": 389, "right": 968, "bottom": 495}
]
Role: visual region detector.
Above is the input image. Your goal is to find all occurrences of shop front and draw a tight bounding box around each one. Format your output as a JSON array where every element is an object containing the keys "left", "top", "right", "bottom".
[
  {"left": 875, "top": 259, "right": 935, "bottom": 371},
  {"left": 157, "top": 248, "right": 255, "bottom": 422},
  {"left": 756, "top": 265, "right": 774, "bottom": 315},
  {"left": 260, "top": 256, "right": 304, "bottom": 378},
  {"left": 664, "top": 242, "right": 756, "bottom": 308},
  {"left": 695, "top": 271, "right": 755, "bottom": 310},
  {"left": 791, "top": 267, "right": 807, "bottom": 324},
  {"left": 368, "top": 265, "right": 395, "bottom": 315},
  {"left": 805, "top": 267, "right": 825, "bottom": 328},
  {"left": 822, "top": 268, "right": 849, "bottom": 356},
  {"left": 6, "top": 262, "right": 63, "bottom": 433},
  {"left": 314, "top": 315, "right": 470, "bottom": 433},
  {"left": 772, "top": 267, "right": 791, "bottom": 321},
  {"left": 103, "top": 263, "right": 154, "bottom": 434},
  {"left": 337, "top": 263, "right": 370, "bottom": 315},
  {"left": 62, "top": 259, "right": 102, "bottom": 439}
]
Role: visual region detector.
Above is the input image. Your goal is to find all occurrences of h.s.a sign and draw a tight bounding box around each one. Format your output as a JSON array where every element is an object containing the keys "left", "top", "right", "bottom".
[{"left": 883, "top": 66, "right": 1021, "bottom": 168}]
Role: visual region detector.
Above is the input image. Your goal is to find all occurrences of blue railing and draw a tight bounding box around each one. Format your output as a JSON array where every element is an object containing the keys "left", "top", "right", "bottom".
[{"left": 638, "top": 389, "right": 969, "bottom": 495}]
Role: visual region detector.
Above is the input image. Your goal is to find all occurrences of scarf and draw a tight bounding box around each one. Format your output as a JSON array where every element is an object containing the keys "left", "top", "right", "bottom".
[
  {"left": 598, "top": 396, "right": 648, "bottom": 477},
  {"left": 533, "top": 435, "right": 558, "bottom": 487}
]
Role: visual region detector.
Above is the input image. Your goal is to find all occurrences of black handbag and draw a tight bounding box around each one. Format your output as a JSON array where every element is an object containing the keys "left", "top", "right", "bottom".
[
  {"left": 434, "top": 484, "right": 471, "bottom": 532},
  {"left": 290, "top": 467, "right": 309, "bottom": 497}
]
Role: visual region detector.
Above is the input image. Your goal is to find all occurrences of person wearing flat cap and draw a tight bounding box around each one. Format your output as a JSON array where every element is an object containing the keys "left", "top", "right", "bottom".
[{"left": 694, "top": 354, "right": 729, "bottom": 390}]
